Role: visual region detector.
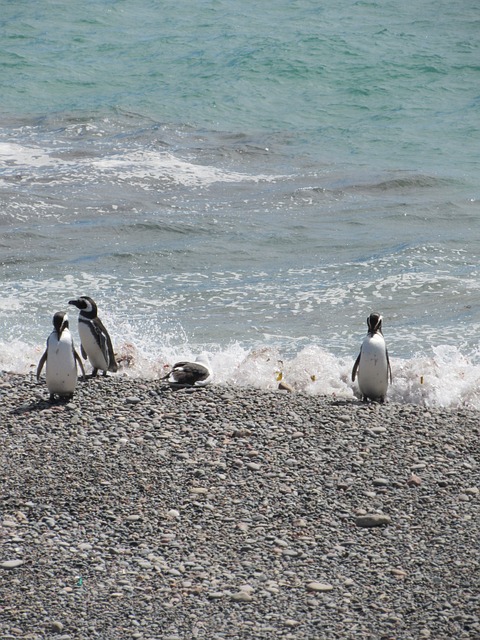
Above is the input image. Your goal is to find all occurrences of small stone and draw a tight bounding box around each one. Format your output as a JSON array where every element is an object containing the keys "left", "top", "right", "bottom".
[
  {"left": 190, "top": 487, "right": 208, "bottom": 494},
  {"left": 370, "top": 426, "right": 387, "bottom": 434},
  {"left": 464, "top": 487, "right": 479, "bottom": 495},
  {"left": 284, "top": 619, "right": 300, "bottom": 627},
  {"left": 232, "top": 429, "right": 252, "bottom": 438},
  {"left": 355, "top": 514, "right": 391, "bottom": 528},
  {"left": 246, "top": 462, "right": 261, "bottom": 471},
  {"left": 3, "top": 520, "right": 17, "bottom": 527},
  {"left": 1, "top": 559, "right": 24, "bottom": 569},
  {"left": 372, "top": 478, "right": 389, "bottom": 487},
  {"left": 306, "top": 581, "right": 334, "bottom": 592},
  {"left": 278, "top": 381, "right": 293, "bottom": 392},
  {"left": 50, "top": 621, "right": 64, "bottom": 632},
  {"left": 293, "top": 518, "right": 308, "bottom": 527},
  {"left": 231, "top": 591, "right": 253, "bottom": 602},
  {"left": 407, "top": 473, "right": 422, "bottom": 487},
  {"left": 125, "top": 396, "right": 141, "bottom": 404},
  {"left": 239, "top": 584, "right": 255, "bottom": 594},
  {"left": 391, "top": 568, "right": 408, "bottom": 579},
  {"left": 15, "top": 512, "right": 29, "bottom": 523}
]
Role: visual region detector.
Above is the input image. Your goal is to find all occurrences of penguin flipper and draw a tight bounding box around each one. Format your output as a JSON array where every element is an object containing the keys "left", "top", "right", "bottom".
[
  {"left": 96, "top": 317, "right": 118, "bottom": 372},
  {"left": 386, "top": 348, "right": 393, "bottom": 384},
  {"left": 74, "top": 348, "right": 87, "bottom": 380},
  {"left": 36, "top": 349, "right": 48, "bottom": 380},
  {"left": 352, "top": 351, "right": 361, "bottom": 382},
  {"left": 106, "top": 334, "right": 118, "bottom": 372}
]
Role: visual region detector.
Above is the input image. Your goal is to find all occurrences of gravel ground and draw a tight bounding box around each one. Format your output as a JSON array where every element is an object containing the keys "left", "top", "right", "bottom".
[{"left": 1, "top": 372, "right": 479, "bottom": 640}]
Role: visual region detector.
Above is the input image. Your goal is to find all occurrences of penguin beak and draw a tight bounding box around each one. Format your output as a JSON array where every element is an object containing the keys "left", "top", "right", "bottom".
[{"left": 68, "top": 299, "right": 79, "bottom": 308}]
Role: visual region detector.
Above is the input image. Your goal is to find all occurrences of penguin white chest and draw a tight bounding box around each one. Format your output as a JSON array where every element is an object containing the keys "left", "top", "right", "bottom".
[
  {"left": 45, "top": 330, "right": 77, "bottom": 395},
  {"left": 78, "top": 320, "right": 109, "bottom": 370},
  {"left": 358, "top": 334, "right": 389, "bottom": 400}
]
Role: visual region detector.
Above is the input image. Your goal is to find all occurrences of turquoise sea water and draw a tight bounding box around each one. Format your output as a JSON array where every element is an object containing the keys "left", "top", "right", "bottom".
[{"left": 1, "top": 1, "right": 480, "bottom": 406}]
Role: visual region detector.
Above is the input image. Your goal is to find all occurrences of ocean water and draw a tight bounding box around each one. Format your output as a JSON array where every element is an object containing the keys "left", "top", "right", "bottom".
[{"left": 1, "top": 0, "right": 480, "bottom": 407}]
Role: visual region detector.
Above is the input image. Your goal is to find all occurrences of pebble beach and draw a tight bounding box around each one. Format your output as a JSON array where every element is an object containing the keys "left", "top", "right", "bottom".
[{"left": 1, "top": 372, "right": 479, "bottom": 640}]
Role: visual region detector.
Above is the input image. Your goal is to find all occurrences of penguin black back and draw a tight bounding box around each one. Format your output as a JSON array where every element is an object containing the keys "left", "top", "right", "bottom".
[{"left": 68, "top": 296, "right": 118, "bottom": 376}]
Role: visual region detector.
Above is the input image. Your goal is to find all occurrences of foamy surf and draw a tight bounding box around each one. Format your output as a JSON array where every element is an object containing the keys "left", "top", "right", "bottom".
[
  {"left": 0, "top": 140, "right": 281, "bottom": 191},
  {"left": 4, "top": 337, "right": 480, "bottom": 410}
]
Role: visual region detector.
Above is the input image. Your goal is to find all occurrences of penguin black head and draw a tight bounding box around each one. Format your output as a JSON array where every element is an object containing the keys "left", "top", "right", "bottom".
[
  {"left": 68, "top": 296, "right": 98, "bottom": 318},
  {"left": 367, "top": 312, "right": 383, "bottom": 335},
  {"left": 52, "top": 311, "right": 69, "bottom": 338}
]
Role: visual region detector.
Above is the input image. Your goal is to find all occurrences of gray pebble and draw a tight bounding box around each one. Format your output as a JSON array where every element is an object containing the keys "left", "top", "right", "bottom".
[
  {"left": 306, "top": 581, "right": 334, "bottom": 592},
  {"left": 1, "top": 559, "right": 24, "bottom": 569},
  {"left": 372, "top": 478, "right": 389, "bottom": 486},
  {"left": 355, "top": 514, "right": 392, "bottom": 528}
]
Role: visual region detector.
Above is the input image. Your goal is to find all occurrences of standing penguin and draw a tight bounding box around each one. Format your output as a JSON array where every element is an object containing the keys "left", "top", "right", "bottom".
[
  {"left": 37, "top": 312, "right": 86, "bottom": 402},
  {"left": 352, "top": 312, "right": 392, "bottom": 402},
  {"left": 68, "top": 296, "right": 118, "bottom": 377}
]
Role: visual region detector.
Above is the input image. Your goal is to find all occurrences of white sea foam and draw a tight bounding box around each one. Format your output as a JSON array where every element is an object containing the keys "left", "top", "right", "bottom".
[
  {"left": 0, "top": 142, "right": 61, "bottom": 170},
  {"left": 0, "top": 141, "right": 280, "bottom": 189},
  {"left": 92, "top": 149, "right": 282, "bottom": 187},
  {"left": 4, "top": 333, "right": 480, "bottom": 410}
]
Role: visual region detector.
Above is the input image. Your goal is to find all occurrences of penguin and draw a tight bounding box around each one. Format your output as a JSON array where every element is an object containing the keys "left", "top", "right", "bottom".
[
  {"left": 162, "top": 354, "right": 213, "bottom": 387},
  {"left": 37, "top": 312, "right": 86, "bottom": 402},
  {"left": 352, "top": 312, "right": 392, "bottom": 403},
  {"left": 68, "top": 296, "right": 118, "bottom": 377}
]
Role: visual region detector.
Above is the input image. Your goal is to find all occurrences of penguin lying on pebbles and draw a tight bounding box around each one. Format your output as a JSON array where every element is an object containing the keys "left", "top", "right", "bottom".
[
  {"left": 68, "top": 296, "right": 118, "bottom": 377},
  {"left": 163, "top": 355, "right": 213, "bottom": 387},
  {"left": 352, "top": 312, "right": 392, "bottom": 403},
  {"left": 37, "top": 312, "right": 86, "bottom": 402}
]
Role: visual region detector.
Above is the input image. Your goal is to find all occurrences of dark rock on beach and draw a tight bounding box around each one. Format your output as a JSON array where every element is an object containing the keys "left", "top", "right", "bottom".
[{"left": 1, "top": 372, "right": 479, "bottom": 639}]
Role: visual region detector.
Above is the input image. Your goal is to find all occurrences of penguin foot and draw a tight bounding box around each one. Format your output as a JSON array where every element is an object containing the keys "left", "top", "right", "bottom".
[{"left": 91, "top": 369, "right": 99, "bottom": 378}]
